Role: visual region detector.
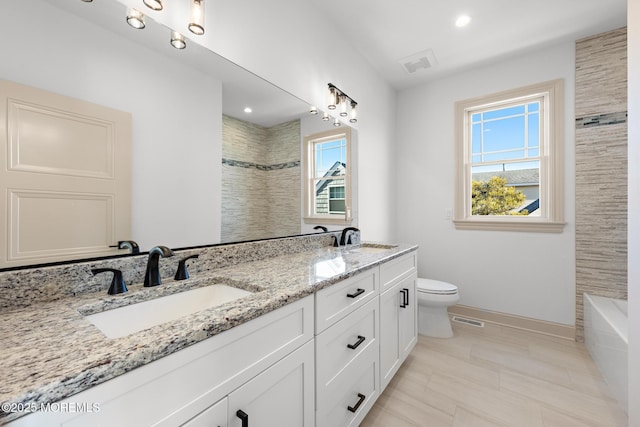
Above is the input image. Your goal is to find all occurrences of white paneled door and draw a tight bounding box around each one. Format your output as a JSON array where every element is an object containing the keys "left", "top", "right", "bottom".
[{"left": 0, "top": 79, "right": 131, "bottom": 268}]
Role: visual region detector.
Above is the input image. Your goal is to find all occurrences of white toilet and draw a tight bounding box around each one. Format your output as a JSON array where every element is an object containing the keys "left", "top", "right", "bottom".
[{"left": 416, "top": 278, "right": 460, "bottom": 338}]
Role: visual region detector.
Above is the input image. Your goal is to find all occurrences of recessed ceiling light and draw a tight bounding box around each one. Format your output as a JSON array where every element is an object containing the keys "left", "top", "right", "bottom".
[
  {"left": 455, "top": 15, "right": 471, "bottom": 28},
  {"left": 244, "top": 107, "right": 252, "bottom": 113}
]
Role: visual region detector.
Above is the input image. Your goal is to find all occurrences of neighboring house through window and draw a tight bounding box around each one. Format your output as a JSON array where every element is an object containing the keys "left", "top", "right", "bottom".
[
  {"left": 303, "top": 128, "right": 352, "bottom": 224},
  {"left": 454, "top": 80, "right": 565, "bottom": 232}
]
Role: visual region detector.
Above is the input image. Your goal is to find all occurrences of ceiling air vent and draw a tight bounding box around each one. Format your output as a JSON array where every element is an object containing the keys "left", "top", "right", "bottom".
[{"left": 398, "top": 49, "right": 437, "bottom": 74}]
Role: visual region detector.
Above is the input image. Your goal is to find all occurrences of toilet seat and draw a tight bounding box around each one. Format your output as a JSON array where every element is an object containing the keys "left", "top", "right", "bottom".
[{"left": 417, "top": 278, "right": 458, "bottom": 295}]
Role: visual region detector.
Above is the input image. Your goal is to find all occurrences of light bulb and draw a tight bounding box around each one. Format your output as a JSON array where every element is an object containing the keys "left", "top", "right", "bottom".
[
  {"left": 349, "top": 103, "right": 358, "bottom": 123},
  {"left": 189, "top": 0, "right": 205, "bottom": 35},
  {"left": 455, "top": 15, "right": 471, "bottom": 28},
  {"left": 327, "top": 86, "right": 337, "bottom": 110},
  {"left": 126, "top": 9, "right": 145, "bottom": 29},
  {"left": 170, "top": 31, "right": 186, "bottom": 49},
  {"left": 143, "top": 0, "right": 163, "bottom": 11},
  {"left": 339, "top": 95, "right": 348, "bottom": 117}
]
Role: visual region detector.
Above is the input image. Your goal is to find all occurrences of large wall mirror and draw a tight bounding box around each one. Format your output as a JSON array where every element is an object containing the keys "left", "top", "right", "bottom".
[{"left": 0, "top": 0, "right": 353, "bottom": 269}]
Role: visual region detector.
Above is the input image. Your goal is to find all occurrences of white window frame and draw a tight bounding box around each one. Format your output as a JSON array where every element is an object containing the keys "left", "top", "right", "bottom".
[
  {"left": 454, "top": 79, "right": 565, "bottom": 232},
  {"left": 303, "top": 128, "right": 352, "bottom": 225}
]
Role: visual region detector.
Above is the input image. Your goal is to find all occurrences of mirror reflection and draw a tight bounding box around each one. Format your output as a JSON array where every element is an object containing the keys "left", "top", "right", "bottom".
[{"left": 0, "top": 0, "right": 343, "bottom": 269}]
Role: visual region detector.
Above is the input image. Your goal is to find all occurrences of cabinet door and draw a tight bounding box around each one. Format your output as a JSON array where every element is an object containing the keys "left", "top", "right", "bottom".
[
  {"left": 379, "top": 282, "right": 401, "bottom": 391},
  {"left": 398, "top": 274, "right": 417, "bottom": 360},
  {"left": 228, "top": 340, "right": 314, "bottom": 427},
  {"left": 379, "top": 272, "right": 417, "bottom": 391},
  {"left": 182, "top": 397, "right": 227, "bottom": 427}
]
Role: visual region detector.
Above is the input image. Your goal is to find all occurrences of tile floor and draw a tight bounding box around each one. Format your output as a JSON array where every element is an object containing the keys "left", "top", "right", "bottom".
[{"left": 361, "top": 322, "right": 627, "bottom": 427}]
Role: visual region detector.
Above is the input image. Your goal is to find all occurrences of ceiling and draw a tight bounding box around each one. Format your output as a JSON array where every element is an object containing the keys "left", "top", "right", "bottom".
[
  {"left": 315, "top": 0, "right": 627, "bottom": 89},
  {"left": 47, "top": 0, "right": 310, "bottom": 128}
]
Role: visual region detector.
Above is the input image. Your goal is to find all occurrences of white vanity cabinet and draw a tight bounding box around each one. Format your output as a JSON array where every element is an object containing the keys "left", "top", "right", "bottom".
[
  {"left": 379, "top": 253, "right": 418, "bottom": 391},
  {"left": 183, "top": 340, "right": 315, "bottom": 427},
  {"left": 314, "top": 268, "right": 380, "bottom": 427},
  {"left": 7, "top": 250, "right": 419, "bottom": 427},
  {"left": 227, "top": 340, "right": 315, "bottom": 427},
  {"left": 7, "top": 295, "right": 314, "bottom": 427},
  {"left": 182, "top": 397, "right": 228, "bottom": 427}
]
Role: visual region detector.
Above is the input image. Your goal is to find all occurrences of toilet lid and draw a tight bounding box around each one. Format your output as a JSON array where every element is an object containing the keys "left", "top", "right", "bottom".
[{"left": 417, "top": 278, "right": 458, "bottom": 295}]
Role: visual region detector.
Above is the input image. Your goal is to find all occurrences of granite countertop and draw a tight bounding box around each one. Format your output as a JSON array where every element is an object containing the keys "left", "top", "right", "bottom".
[{"left": 0, "top": 242, "right": 417, "bottom": 424}]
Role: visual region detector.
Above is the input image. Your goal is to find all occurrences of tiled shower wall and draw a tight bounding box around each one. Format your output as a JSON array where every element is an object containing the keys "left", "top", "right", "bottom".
[
  {"left": 221, "top": 115, "right": 301, "bottom": 242},
  {"left": 575, "top": 27, "right": 628, "bottom": 341}
]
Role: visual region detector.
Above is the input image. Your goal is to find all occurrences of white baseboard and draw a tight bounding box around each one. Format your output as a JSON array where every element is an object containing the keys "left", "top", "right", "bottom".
[{"left": 448, "top": 304, "right": 576, "bottom": 341}]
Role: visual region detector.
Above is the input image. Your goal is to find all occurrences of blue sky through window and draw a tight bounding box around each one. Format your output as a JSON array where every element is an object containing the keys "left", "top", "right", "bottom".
[
  {"left": 315, "top": 138, "right": 347, "bottom": 178},
  {"left": 471, "top": 101, "right": 540, "bottom": 170}
]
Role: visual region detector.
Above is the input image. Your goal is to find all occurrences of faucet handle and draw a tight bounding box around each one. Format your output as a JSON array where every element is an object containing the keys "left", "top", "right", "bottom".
[
  {"left": 174, "top": 254, "right": 199, "bottom": 281},
  {"left": 92, "top": 268, "right": 128, "bottom": 295}
]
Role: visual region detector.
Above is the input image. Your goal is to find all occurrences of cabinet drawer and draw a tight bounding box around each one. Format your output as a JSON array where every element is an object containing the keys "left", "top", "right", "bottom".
[
  {"left": 315, "top": 268, "right": 378, "bottom": 334},
  {"left": 316, "top": 343, "right": 379, "bottom": 427},
  {"left": 380, "top": 252, "right": 417, "bottom": 292},
  {"left": 316, "top": 296, "right": 379, "bottom": 392}
]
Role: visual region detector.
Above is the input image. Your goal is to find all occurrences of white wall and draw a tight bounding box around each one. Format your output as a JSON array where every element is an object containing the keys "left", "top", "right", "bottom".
[
  {"left": 627, "top": 0, "right": 639, "bottom": 423},
  {"left": 118, "top": 0, "right": 398, "bottom": 242},
  {"left": 0, "top": 1, "right": 222, "bottom": 251},
  {"left": 396, "top": 42, "right": 576, "bottom": 325}
]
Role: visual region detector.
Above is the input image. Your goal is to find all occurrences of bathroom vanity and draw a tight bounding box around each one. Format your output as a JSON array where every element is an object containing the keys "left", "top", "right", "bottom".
[{"left": 0, "top": 235, "right": 417, "bottom": 426}]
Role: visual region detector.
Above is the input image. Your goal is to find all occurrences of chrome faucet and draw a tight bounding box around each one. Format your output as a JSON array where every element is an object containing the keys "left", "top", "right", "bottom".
[
  {"left": 144, "top": 245, "right": 174, "bottom": 287},
  {"left": 340, "top": 227, "right": 360, "bottom": 246}
]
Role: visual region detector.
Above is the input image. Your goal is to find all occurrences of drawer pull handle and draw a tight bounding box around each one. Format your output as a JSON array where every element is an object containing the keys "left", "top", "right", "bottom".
[
  {"left": 347, "top": 335, "right": 366, "bottom": 350},
  {"left": 237, "top": 409, "right": 248, "bottom": 427},
  {"left": 347, "top": 288, "right": 365, "bottom": 298},
  {"left": 403, "top": 287, "right": 410, "bottom": 306},
  {"left": 347, "top": 393, "right": 366, "bottom": 413},
  {"left": 400, "top": 289, "right": 407, "bottom": 308}
]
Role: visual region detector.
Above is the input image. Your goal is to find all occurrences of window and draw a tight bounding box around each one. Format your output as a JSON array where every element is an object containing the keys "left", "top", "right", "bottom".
[
  {"left": 303, "top": 128, "right": 352, "bottom": 224},
  {"left": 454, "top": 80, "right": 565, "bottom": 232}
]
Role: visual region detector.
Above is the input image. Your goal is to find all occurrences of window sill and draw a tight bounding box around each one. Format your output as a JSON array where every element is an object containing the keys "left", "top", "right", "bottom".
[
  {"left": 453, "top": 219, "right": 566, "bottom": 233},
  {"left": 303, "top": 216, "right": 353, "bottom": 226}
]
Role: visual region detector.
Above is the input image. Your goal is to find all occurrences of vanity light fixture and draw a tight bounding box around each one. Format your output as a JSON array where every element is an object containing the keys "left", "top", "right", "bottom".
[
  {"left": 339, "top": 95, "right": 349, "bottom": 117},
  {"left": 143, "top": 0, "right": 164, "bottom": 11},
  {"left": 327, "top": 83, "right": 358, "bottom": 124},
  {"left": 327, "top": 85, "right": 337, "bottom": 110},
  {"left": 170, "top": 31, "right": 186, "bottom": 49},
  {"left": 188, "top": 0, "right": 205, "bottom": 35},
  {"left": 349, "top": 102, "right": 357, "bottom": 123},
  {"left": 126, "top": 8, "right": 146, "bottom": 29}
]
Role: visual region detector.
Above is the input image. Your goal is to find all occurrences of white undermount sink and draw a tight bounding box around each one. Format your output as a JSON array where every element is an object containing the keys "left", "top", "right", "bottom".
[
  {"left": 349, "top": 243, "right": 398, "bottom": 254},
  {"left": 85, "top": 284, "right": 253, "bottom": 339}
]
